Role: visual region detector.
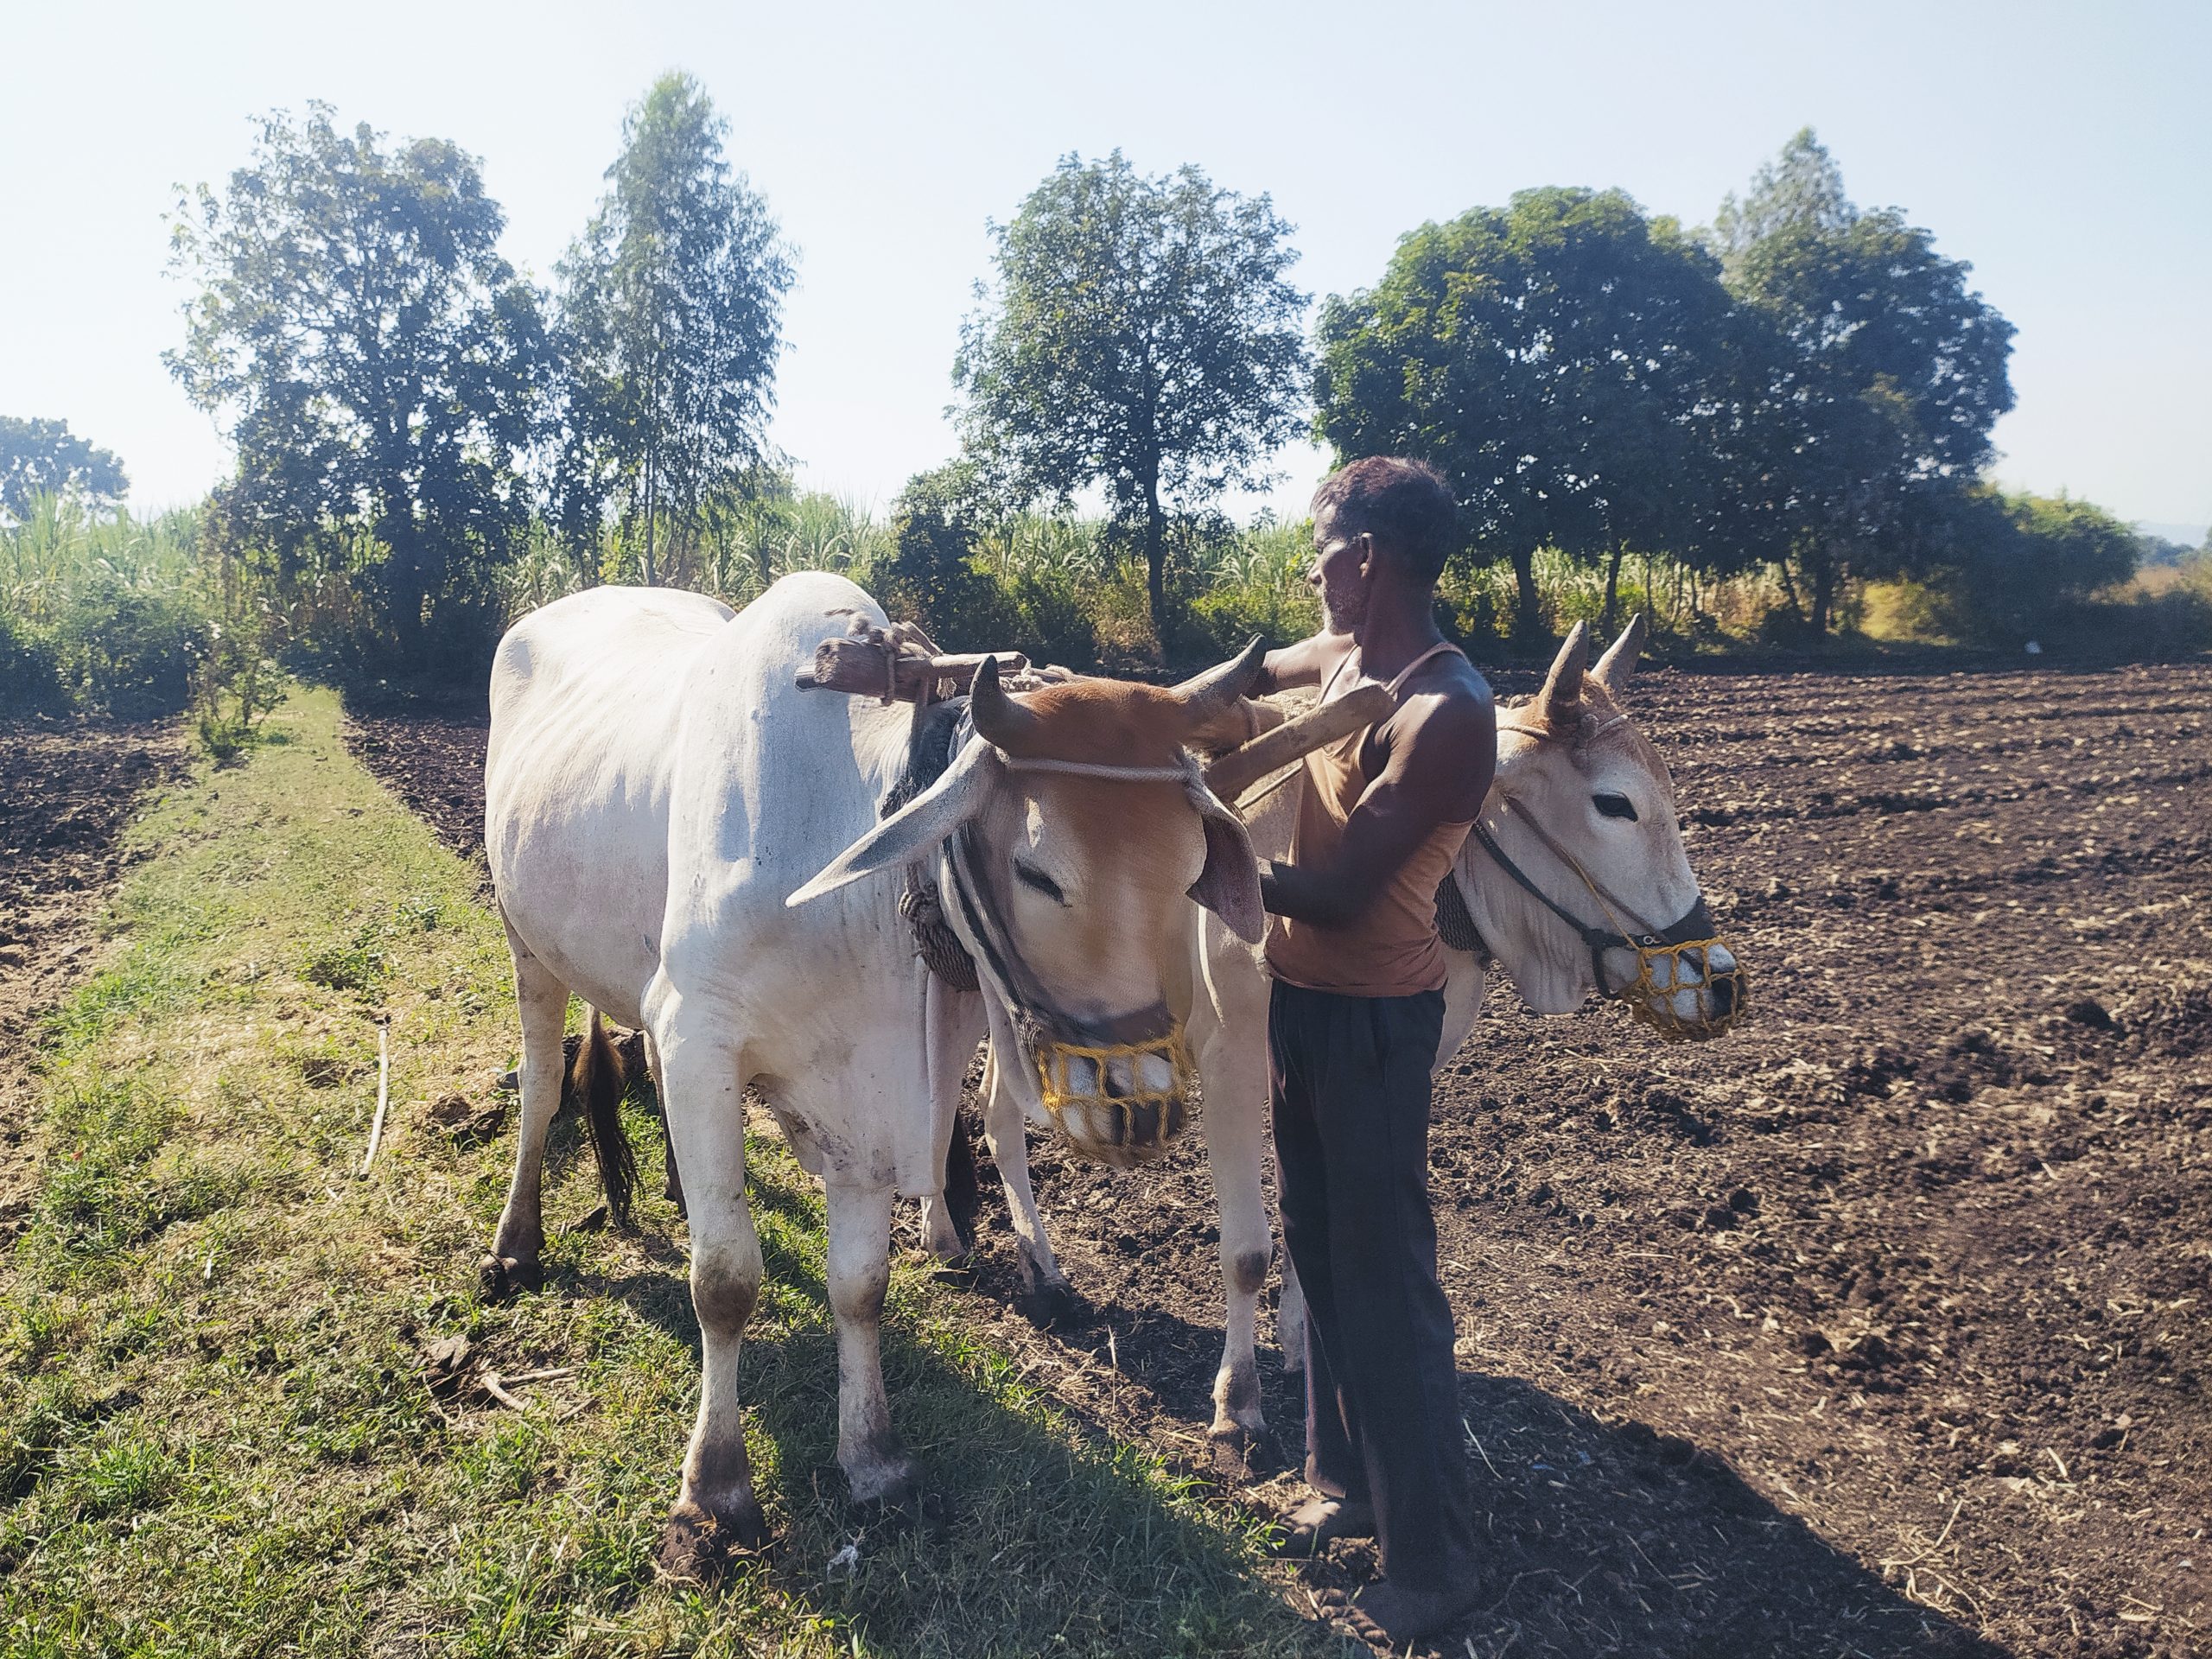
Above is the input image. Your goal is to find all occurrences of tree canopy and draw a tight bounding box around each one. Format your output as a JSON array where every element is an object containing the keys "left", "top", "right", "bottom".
[
  {"left": 956, "top": 151, "right": 1308, "bottom": 632},
  {"left": 166, "top": 105, "right": 548, "bottom": 662},
  {"left": 1315, "top": 187, "right": 1751, "bottom": 634},
  {"left": 553, "top": 73, "right": 793, "bottom": 586},
  {"left": 1713, "top": 130, "right": 2016, "bottom": 632},
  {"left": 0, "top": 417, "right": 129, "bottom": 523}
]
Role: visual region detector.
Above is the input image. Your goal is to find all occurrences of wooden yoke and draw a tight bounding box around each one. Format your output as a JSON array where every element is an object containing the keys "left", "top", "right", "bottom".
[
  {"left": 796, "top": 615, "right": 1053, "bottom": 705},
  {"left": 1201, "top": 683, "right": 1393, "bottom": 810}
]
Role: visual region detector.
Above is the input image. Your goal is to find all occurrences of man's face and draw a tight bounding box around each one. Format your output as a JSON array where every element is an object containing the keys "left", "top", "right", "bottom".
[{"left": 1309, "top": 508, "right": 1371, "bottom": 634}]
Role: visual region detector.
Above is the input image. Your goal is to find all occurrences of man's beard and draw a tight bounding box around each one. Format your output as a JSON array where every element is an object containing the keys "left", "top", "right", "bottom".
[{"left": 1319, "top": 585, "right": 1365, "bottom": 634}]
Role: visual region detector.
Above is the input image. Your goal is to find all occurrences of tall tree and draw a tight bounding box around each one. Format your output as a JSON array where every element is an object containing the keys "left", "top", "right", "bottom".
[
  {"left": 1315, "top": 188, "right": 1751, "bottom": 636},
  {"left": 1712, "top": 130, "right": 2016, "bottom": 633},
  {"left": 0, "top": 417, "right": 128, "bottom": 522},
  {"left": 555, "top": 73, "right": 793, "bottom": 586},
  {"left": 167, "top": 105, "right": 548, "bottom": 661},
  {"left": 956, "top": 151, "right": 1308, "bottom": 632}
]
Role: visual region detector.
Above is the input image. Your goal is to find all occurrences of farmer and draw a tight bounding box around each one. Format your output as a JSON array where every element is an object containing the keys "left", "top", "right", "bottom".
[{"left": 1253, "top": 455, "right": 1496, "bottom": 1647}]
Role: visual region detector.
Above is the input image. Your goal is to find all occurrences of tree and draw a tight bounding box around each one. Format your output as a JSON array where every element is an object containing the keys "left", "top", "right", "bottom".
[
  {"left": 1712, "top": 130, "right": 2016, "bottom": 633},
  {"left": 555, "top": 73, "right": 793, "bottom": 587},
  {"left": 1906, "top": 486, "right": 2140, "bottom": 644},
  {"left": 956, "top": 151, "right": 1308, "bottom": 634},
  {"left": 0, "top": 417, "right": 128, "bottom": 523},
  {"left": 1315, "top": 188, "right": 1751, "bottom": 636},
  {"left": 168, "top": 105, "right": 548, "bottom": 664}
]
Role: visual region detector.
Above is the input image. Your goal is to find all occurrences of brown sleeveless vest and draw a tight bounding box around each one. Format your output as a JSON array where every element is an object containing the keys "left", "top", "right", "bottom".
[{"left": 1263, "top": 643, "right": 1474, "bottom": 998}]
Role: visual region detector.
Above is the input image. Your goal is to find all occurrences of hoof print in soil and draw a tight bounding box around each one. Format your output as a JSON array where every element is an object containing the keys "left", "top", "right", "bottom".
[{"left": 658, "top": 1501, "right": 770, "bottom": 1583}]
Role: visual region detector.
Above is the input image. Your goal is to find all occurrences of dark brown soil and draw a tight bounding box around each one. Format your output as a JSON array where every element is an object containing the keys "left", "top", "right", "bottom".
[
  {"left": 349, "top": 662, "right": 2212, "bottom": 1658},
  {"left": 0, "top": 716, "right": 188, "bottom": 1208}
]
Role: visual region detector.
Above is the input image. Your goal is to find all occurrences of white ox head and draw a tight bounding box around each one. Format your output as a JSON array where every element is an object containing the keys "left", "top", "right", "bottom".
[
  {"left": 1465, "top": 614, "right": 1744, "bottom": 1036},
  {"left": 791, "top": 642, "right": 1284, "bottom": 1164}
]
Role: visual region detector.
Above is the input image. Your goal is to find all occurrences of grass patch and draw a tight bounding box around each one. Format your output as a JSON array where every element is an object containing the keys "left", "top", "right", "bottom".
[{"left": 0, "top": 686, "right": 1339, "bottom": 1656}]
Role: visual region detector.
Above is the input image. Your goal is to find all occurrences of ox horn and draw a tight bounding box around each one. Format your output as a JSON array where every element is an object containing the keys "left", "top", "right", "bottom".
[
  {"left": 1170, "top": 636, "right": 1268, "bottom": 728},
  {"left": 969, "top": 656, "right": 1040, "bottom": 749},
  {"left": 1591, "top": 610, "right": 1647, "bottom": 695},
  {"left": 1538, "top": 620, "right": 1592, "bottom": 733},
  {"left": 1202, "top": 682, "right": 1394, "bottom": 805}
]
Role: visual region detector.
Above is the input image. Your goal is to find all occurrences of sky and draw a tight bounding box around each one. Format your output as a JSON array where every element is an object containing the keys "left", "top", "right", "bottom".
[{"left": 3, "top": 0, "right": 2207, "bottom": 541}]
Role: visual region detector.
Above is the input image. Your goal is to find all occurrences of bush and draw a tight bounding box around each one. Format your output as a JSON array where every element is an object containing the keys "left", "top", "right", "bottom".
[
  {"left": 0, "top": 608, "right": 63, "bottom": 715},
  {"left": 0, "top": 496, "right": 211, "bottom": 717}
]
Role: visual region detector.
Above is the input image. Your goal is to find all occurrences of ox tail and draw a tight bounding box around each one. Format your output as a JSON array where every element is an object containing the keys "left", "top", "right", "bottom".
[{"left": 570, "top": 1008, "right": 639, "bottom": 1230}]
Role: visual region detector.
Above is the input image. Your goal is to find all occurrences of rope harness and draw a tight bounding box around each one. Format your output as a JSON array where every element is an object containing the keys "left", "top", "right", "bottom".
[
  {"left": 1471, "top": 717, "right": 1746, "bottom": 1040},
  {"left": 903, "top": 706, "right": 1201, "bottom": 1166}
]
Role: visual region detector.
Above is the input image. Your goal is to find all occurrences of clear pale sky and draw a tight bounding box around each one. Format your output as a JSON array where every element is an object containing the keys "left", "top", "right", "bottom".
[{"left": 3, "top": 1, "right": 2206, "bottom": 538}]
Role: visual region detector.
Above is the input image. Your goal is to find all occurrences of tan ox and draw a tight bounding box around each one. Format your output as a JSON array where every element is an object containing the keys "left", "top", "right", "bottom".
[{"left": 941, "top": 615, "right": 1745, "bottom": 1463}]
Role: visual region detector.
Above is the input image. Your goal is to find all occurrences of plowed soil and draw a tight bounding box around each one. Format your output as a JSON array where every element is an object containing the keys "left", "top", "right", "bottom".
[
  {"left": 347, "top": 662, "right": 2212, "bottom": 1659},
  {"left": 0, "top": 716, "right": 188, "bottom": 1211}
]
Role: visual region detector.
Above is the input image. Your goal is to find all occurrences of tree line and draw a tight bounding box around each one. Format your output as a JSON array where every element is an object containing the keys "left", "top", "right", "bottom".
[{"left": 6, "top": 78, "right": 2205, "bottom": 719}]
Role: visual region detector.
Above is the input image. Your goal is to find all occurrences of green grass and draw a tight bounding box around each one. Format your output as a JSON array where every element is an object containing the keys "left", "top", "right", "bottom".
[{"left": 0, "top": 686, "right": 1342, "bottom": 1656}]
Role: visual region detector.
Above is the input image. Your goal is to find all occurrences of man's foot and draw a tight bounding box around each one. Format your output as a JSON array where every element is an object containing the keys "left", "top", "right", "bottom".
[
  {"left": 1325, "top": 1575, "right": 1484, "bottom": 1651},
  {"left": 1268, "top": 1495, "right": 1375, "bottom": 1558}
]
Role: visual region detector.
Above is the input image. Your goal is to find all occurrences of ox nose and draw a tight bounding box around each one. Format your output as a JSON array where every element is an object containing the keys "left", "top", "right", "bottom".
[{"left": 1708, "top": 972, "right": 1738, "bottom": 1019}]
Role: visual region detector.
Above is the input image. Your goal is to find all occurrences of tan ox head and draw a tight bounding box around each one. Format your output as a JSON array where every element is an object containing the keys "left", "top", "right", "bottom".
[
  {"left": 791, "top": 641, "right": 1282, "bottom": 1164},
  {"left": 1470, "top": 615, "right": 1745, "bottom": 1037}
]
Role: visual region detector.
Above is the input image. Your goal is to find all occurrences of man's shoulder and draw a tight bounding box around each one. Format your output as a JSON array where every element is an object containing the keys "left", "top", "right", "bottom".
[{"left": 1398, "top": 649, "right": 1494, "bottom": 725}]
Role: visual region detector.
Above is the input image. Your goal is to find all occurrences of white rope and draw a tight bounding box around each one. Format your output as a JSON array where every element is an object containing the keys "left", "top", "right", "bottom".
[
  {"left": 1496, "top": 712, "right": 1628, "bottom": 743},
  {"left": 995, "top": 751, "right": 1193, "bottom": 784}
]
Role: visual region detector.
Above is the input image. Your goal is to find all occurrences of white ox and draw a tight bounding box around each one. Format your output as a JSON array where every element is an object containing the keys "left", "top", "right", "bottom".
[
  {"left": 947, "top": 615, "right": 1745, "bottom": 1461},
  {"left": 481, "top": 572, "right": 1308, "bottom": 1566}
]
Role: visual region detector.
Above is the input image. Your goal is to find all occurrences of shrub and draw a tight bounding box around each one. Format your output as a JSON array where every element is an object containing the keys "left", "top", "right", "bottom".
[
  {"left": 0, "top": 607, "right": 63, "bottom": 714},
  {"left": 1, "top": 496, "right": 211, "bottom": 716}
]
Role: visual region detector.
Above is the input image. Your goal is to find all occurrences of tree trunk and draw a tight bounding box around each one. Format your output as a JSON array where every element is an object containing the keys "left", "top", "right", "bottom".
[
  {"left": 1810, "top": 549, "right": 1839, "bottom": 636},
  {"left": 1602, "top": 544, "right": 1625, "bottom": 631},
  {"left": 1510, "top": 547, "right": 1541, "bottom": 640},
  {"left": 642, "top": 452, "right": 658, "bottom": 588},
  {"left": 1143, "top": 471, "right": 1166, "bottom": 648}
]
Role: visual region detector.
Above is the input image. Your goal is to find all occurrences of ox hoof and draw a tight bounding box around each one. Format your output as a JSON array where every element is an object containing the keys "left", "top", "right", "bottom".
[
  {"left": 1017, "top": 1280, "right": 1080, "bottom": 1332},
  {"left": 477, "top": 1252, "right": 542, "bottom": 1300},
  {"left": 1207, "top": 1421, "right": 1283, "bottom": 1481},
  {"left": 658, "top": 1497, "right": 770, "bottom": 1582},
  {"left": 847, "top": 1458, "right": 922, "bottom": 1512}
]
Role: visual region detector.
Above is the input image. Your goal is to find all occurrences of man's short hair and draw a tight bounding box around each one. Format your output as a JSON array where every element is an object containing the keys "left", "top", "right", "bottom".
[{"left": 1312, "top": 457, "right": 1459, "bottom": 583}]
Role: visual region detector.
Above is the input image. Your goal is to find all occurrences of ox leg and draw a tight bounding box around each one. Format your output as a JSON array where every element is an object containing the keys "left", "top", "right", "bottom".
[
  {"left": 657, "top": 1030, "right": 769, "bottom": 1574},
  {"left": 918, "top": 977, "right": 978, "bottom": 1262},
  {"left": 982, "top": 1046, "right": 1072, "bottom": 1325},
  {"left": 482, "top": 938, "right": 569, "bottom": 1297},
  {"left": 1199, "top": 1032, "right": 1278, "bottom": 1470},
  {"left": 1277, "top": 1248, "right": 1307, "bottom": 1373},
  {"left": 824, "top": 1179, "right": 916, "bottom": 1504},
  {"left": 643, "top": 1030, "right": 686, "bottom": 1218}
]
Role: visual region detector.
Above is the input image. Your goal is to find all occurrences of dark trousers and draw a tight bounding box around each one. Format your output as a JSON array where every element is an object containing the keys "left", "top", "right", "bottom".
[{"left": 1268, "top": 978, "right": 1478, "bottom": 1591}]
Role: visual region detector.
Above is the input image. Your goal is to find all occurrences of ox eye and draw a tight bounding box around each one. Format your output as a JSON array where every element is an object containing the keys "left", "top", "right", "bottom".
[
  {"left": 1593, "top": 793, "right": 1639, "bottom": 822},
  {"left": 1014, "top": 861, "right": 1067, "bottom": 904}
]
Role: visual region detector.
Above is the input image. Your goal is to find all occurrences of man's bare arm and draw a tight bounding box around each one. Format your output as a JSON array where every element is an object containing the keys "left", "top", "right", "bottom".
[
  {"left": 1253, "top": 631, "right": 1355, "bottom": 696},
  {"left": 1260, "top": 688, "right": 1496, "bottom": 929}
]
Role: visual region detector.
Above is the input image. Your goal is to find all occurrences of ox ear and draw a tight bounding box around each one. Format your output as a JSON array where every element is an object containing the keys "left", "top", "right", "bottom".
[
  {"left": 1185, "top": 777, "right": 1266, "bottom": 944},
  {"left": 1591, "top": 610, "right": 1646, "bottom": 696},
  {"left": 786, "top": 739, "right": 1000, "bottom": 907}
]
